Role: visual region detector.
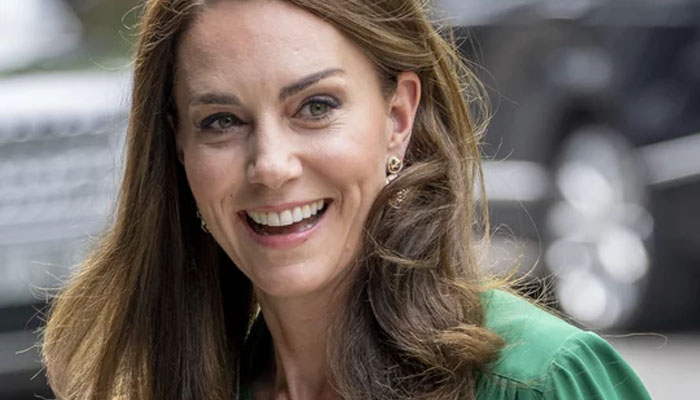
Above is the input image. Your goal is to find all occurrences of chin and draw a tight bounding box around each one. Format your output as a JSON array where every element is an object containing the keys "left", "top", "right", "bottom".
[{"left": 250, "top": 259, "right": 346, "bottom": 299}]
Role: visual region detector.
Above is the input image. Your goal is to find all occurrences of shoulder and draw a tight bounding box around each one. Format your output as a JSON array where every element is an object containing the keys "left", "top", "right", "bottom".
[
  {"left": 480, "top": 290, "right": 580, "bottom": 383},
  {"left": 477, "top": 290, "right": 651, "bottom": 400}
]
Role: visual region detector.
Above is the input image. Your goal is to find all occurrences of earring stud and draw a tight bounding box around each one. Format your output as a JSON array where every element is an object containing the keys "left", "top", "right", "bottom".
[
  {"left": 196, "top": 209, "right": 209, "bottom": 233},
  {"left": 386, "top": 156, "right": 403, "bottom": 184},
  {"left": 387, "top": 156, "right": 403, "bottom": 175},
  {"left": 385, "top": 156, "right": 408, "bottom": 208}
]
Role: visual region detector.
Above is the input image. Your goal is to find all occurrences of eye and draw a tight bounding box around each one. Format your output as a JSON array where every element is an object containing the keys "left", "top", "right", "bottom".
[
  {"left": 309, "top": 102, "right": 329, "bottom": 116},
  {"left": 199, "top": 112, "right": 243, "bottom": 132},
  {"left": 296, "top": 96, "right": 340, "bottom": 121}
]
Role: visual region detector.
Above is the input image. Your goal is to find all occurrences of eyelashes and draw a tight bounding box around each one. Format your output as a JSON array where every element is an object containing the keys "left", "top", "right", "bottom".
[
  {"left": 198, "top": 112, "right": 243, "bottom": 132},
  {"left": 295, "top": 96, "right": 341, "bottom": 122},
  {"left": 196, "top": 95, "right": 342, "bottom": 135}
]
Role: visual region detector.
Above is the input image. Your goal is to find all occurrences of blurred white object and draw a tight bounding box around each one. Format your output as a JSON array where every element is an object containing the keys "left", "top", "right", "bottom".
[
  {"left": 481, "top": 160, "right": 549, "bottom": 202},
  {"left": 0, "top": 0, "right": 82, "bottom": 71},
  {"left": 557, "top": 269, "right": 621, "bottom": 327},
  {"left": 597, "top": 226, "right": 649, "bottom": 284},
  {"left": 546, "top": 125, "right": 651, "bottom": 329},
  {"left": 639, "top": 132, "right": 700, "bottom": 186},
  {"left": 0, "top": 70, "right": 130, "bottom": 128},
  {"left": 0, "top": 70, "right": 129, "bottom": 306}
]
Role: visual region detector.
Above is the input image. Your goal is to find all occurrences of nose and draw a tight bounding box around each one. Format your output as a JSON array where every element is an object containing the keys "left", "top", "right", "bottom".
[{"left": 246, "top": 121, "right": 302, "bottom": 190}]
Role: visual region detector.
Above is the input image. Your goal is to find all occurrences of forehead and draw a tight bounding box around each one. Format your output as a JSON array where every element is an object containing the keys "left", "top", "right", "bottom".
[{"left": 176, "top": 0, "right": 371, "bottom": 93}]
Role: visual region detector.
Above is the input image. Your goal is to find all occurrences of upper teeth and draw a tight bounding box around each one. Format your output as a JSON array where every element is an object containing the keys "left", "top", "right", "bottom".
[{"left": 246, "top": 200, "right": 325, "bottom": 227}]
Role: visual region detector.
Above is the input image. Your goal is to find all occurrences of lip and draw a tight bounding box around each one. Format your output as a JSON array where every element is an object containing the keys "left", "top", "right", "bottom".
[{"left": 238, "top": 200, "right": 330, "bottom": 249}]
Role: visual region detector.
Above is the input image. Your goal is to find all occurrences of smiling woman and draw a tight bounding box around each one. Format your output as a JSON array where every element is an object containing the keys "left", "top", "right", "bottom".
[
  {"left": 173, "top": 2, "right": 422, "bottom": 301},
  {"left": 41, "top": 1, "right": 650, "bottom": 400}
]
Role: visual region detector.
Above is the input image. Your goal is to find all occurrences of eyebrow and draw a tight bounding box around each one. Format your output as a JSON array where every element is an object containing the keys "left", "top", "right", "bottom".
[
  {"left": 188, "top": 68, "right": 345, "bottom": 109},
  {"left": 279, "top": 68, "right": 345, "bottom": 101},
  {"left": 189, "top": 92, "right": 241, "bottom": 107}
]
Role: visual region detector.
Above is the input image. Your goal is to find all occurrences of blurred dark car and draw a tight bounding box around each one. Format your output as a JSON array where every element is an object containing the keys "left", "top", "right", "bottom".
[{"left": 443, "top": 0, "right": 700, "bottom": 330}]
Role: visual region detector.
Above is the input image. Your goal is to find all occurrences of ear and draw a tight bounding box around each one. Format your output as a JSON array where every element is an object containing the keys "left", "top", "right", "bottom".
[
  {"left": 385, "top": 71, "right": 421, "bottom": 158},
  {"left": 169, "top": 114, "right": 185, "bottom": 165}
]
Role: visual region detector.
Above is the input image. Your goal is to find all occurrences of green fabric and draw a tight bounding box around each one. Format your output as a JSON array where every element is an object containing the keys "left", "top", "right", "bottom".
[
  {"left": 476, "top": 290, "right": 650, "bottom": 399},
  {"left": 238, "top": 290, "right": 651, "bottom": 399}
]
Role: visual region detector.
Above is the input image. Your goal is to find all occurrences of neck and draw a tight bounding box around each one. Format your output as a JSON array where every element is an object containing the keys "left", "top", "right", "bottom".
[{"left": 254, "top": 282, "right": 348, "bottom": 400}]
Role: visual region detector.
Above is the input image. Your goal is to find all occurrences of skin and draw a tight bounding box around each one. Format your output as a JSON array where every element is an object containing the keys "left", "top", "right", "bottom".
[{"left": 174, "top": 1, "right": 421, "bottom": 398}]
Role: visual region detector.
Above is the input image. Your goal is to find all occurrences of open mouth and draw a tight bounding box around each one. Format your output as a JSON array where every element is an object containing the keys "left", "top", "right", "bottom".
[{"left": 243, "top": 199, "right": 330, "bottom": 236}]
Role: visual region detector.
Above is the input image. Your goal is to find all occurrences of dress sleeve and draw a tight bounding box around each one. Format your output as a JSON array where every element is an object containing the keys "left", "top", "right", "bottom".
[{"left": 542, "top": 331, "right": 651, "bottom": 400}]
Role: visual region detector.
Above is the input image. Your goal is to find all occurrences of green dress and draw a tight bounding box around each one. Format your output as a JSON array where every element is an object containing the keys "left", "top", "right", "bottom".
[
  {"left": 238, "top": 290, "right": 651, "bottom": 399},
  {"left": 476, "top": 290, "right": 650, "bottom": 399}
]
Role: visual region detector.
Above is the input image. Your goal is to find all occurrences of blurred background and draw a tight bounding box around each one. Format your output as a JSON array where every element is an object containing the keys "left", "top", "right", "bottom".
[{"left": 0, "top": 0, "right": 698, "bottom": 398}]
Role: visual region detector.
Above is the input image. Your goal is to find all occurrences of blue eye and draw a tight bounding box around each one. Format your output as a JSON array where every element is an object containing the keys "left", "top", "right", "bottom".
[{"left": 199, "top": 112, "right": 242, "bottom": 132}]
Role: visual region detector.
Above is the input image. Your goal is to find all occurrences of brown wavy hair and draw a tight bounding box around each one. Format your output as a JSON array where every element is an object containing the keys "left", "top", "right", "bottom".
[{"left": 42, "top": 0, "right": 503, "bottom": 399}]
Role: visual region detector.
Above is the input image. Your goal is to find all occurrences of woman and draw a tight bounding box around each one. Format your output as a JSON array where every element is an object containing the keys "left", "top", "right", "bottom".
[{"left": 42, "top": 0, "right": 651, "bottom": 399}]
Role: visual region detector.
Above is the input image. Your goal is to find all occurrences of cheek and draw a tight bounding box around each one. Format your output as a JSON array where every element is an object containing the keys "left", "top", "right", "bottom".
[
  {"left": 346, "top": 108, "right": 389, "bottom": 183},
  {"left": 320, "top": 111, "right": 388, "bottom": 201},
  {"left": 183, "top": 145, "right": 242, "bottom": 204}
]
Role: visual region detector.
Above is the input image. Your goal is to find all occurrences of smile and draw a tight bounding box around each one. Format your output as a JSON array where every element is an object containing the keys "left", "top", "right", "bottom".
[{"left": 244, "top": 199, "right": 329, "bottom": 236}]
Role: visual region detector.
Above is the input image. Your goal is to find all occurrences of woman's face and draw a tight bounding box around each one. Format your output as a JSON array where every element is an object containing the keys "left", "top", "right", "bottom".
[{"left": 174, "top": 0, "right": 418, "bottom": 298}]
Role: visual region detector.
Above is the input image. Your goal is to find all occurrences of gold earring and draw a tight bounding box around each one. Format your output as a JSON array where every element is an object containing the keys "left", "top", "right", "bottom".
[
  {"left": 386, "top": 156, "right": 403, "bottom": 184},
  {"left": 196, "top": 209, "right": 209, "bottom": 233},
  {"left": 390, "top": 188, "right": 408, "bottom": 208},
  {"left": 387, "top": 156, "right": 403, "bottom": 174},
  {"left": 385, "top": 156, "right": 407, "bottom": 208}
]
